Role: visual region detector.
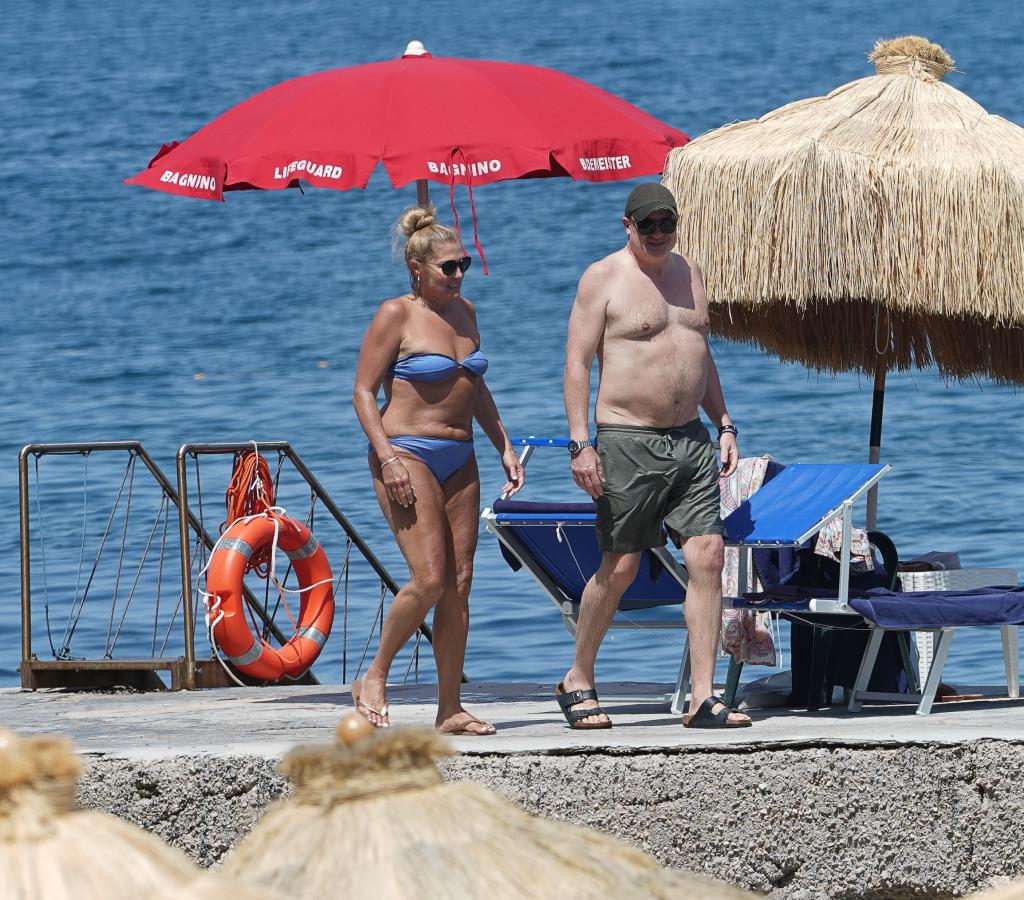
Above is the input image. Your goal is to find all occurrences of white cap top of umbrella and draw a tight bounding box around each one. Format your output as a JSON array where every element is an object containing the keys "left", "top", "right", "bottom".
[{"left": 403, "top": 40, "right": 429, "bottom": 58}]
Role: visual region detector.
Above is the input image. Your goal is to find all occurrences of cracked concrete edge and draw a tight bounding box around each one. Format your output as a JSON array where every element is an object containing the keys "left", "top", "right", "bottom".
[
  {"left": 77, "top": 735, "right": 1024, "bottom": 762},
  {"left": 76, "top": 739, "right": 1024, "bottom": 899}
]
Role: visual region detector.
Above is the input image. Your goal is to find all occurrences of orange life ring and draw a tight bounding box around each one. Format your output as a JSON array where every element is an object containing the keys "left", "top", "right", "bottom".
[{"left": 206, "top": 514, "right": 334, "bottom": 681}]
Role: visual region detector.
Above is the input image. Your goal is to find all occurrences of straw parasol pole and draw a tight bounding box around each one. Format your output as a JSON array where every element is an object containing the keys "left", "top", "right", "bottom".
[
  {"left": 223, "top": 714, "right": 754, "bottom": 899},
  {"left": 0, "top": 728, "right": 282, "bottom": 900},
  {"left": 663, "top": 35, "right": 1024, "bottom": 527}
]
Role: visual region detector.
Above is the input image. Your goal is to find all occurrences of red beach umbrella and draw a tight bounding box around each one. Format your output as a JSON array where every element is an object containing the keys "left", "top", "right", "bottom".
[
  {"left": 125, "top": 41, "right": 687, "bottom": 266},
  {"left": 126, "top": 41, "right": 686, "bottom": 202}
]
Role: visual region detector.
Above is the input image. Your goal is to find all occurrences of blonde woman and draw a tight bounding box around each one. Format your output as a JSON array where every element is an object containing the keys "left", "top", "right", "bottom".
[{"left": 352, "top": 206, "right": 524, "bottom": 734}]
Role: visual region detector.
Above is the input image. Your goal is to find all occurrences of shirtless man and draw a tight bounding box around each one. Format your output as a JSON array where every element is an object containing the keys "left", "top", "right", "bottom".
[{"left": 557, "top": 182, "right": 748, "bottom": 729}]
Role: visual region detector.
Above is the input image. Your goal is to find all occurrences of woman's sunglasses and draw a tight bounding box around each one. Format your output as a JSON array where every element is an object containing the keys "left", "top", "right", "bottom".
[
  {"left": 432, "top": 256, "right": 473, "bottom": 276},
  {"left": 632, "top": 216, "right": 678, "bottom": 235}
]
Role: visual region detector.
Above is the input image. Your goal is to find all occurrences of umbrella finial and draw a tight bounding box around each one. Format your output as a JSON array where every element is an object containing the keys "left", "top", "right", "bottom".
[
  {"left": 870, "top": 35, "right": 955, "bottom": 81},
  {"left": 402, "top": 40, "right": 431, "bottom": 59},
  {"left": 335, "top": 712, "right": 374, "bottom": 747}
]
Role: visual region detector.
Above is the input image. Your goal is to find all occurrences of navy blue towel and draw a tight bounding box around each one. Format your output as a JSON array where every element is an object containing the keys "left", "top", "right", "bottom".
[{"left": 849, "top": 585, "right": 1024, "bottom": 629}]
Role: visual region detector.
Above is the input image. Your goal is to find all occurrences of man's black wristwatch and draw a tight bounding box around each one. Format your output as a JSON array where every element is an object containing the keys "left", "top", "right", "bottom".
[
  {"left": 567, "top": 438, "right": 592, "bottom": 455},
  {"left": 717, "top": 424, "right": 738, "bottom": 438}
]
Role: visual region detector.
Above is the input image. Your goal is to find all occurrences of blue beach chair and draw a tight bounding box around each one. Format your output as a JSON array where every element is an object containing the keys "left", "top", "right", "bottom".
[
  {"left": 483, "top": 442, "right": 897, "bottom": 710},
  {"left": 720, "top": 461, "right": 901, "bottom": 709},
  {"left": 722, "top": 462, "right": 891, "bottom": 610},
  {"left": 724, "top": 464, "right": 1023, "bottom": 714},
  {"left": 484, "top": 441, "right": 1022, "bottom": 716},
  {"left": 482, "top": 441, "right": 892, "bottom": 713},
  {"left": 845, "top": 587, "right": 1023, "bottom": 714},
  {"left": 481, "top": 439, "right": 695, "bottom": 705}
]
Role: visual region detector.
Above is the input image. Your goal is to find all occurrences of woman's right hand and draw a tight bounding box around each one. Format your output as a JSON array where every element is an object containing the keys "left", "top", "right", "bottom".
[{"left": 381, "top": 456, "right": 415, "bottom": 508}]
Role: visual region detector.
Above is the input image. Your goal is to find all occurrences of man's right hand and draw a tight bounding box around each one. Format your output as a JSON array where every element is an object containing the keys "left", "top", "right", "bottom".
[{"left": 570, "top": 446, "right": 604, "bottom": 498}]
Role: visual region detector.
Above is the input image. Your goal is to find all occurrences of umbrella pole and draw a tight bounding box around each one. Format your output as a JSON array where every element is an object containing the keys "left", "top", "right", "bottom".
[
  {"left": 416, "top": 179, "right": 429, "bottom": 208},
  {"left": 865, "top": 360, "right": 887, "bottom": 530}
]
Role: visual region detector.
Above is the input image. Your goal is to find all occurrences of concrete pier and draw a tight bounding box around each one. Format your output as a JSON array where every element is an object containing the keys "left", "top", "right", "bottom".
[{"left": 6, "top": 681, "right": 1024, "bottom": 898}]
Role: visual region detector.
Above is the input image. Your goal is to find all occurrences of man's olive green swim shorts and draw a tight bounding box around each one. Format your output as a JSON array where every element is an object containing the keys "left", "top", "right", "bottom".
[{"left": 594, "top": 420, "right": 725, "bottom": 553}]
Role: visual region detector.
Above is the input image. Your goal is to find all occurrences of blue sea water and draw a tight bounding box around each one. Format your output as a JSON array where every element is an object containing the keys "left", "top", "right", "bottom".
[{"left": 2, "top": 0, "right": 1023, "bottom": 693}]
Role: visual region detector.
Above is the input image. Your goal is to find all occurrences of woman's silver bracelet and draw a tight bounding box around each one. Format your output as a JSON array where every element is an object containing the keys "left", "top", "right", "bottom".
[{"left": 380, "top": 455, "right": 401, "bottom": 468}]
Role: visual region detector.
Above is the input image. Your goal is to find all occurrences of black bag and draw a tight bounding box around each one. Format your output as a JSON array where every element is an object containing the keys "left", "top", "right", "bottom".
[{"left": 753, "top": 536, "right": 910, "bottom": 707}]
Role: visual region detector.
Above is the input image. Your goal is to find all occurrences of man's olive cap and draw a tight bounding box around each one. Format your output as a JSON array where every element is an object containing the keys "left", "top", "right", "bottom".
[{"left": 624, "top": 182, "right": 678, "bottom": 220}]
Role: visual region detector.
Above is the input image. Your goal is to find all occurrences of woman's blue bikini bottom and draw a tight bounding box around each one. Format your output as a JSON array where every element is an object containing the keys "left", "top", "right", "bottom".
[{"left": 386, "top": 435, "right": 475, "bottom": 484}]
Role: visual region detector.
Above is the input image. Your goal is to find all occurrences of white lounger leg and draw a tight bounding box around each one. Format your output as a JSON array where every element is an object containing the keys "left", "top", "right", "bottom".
[
  {"left": 848, "top": 627, "right": 885, "bottom": 712},
  {"left": 917, "top": 629, "right": 955, "bottom": 716},
  {"left": 1001, "top": 625, "right": 1020, "bottom": 699},
  {"left": 670, "top": 637, "right": 691, "bottom": 715}
]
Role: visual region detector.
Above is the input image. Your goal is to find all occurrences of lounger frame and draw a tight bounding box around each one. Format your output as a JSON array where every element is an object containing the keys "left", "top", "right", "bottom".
[{"left": 848, "top": 623, "right": 1020, "bottom": 715}]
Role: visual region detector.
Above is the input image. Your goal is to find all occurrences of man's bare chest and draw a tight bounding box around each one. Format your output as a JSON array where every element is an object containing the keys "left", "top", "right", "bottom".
[{"left": 606, "top": 290, "right": 708, "bottom": 342}]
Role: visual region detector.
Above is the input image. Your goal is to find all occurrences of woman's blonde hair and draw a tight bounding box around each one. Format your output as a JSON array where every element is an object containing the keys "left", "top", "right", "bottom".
[{"left": 393, "top": 206, "right": 460, "bottom": 290}]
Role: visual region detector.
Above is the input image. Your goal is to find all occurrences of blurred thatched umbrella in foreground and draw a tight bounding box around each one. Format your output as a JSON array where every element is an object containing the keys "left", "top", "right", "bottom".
[
  {"left": 971, "top": 881, "right": 1024, "bottom": 899},
  {"left": 664, "top": 35, "right": 1024, "bottom": 527},
  {"left": 0, "top": 729, "right": 281, "bottom": 900},
  {"left": 223, "top": 715, "right": 753, "bottom": 899}
]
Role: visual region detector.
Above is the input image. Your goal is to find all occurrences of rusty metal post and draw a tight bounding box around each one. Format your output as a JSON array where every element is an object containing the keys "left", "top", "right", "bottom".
[
  {"left": 175, "top": 448, "right": 197, "bottom": 689},
  {"left": 18, "top": 446, "right": 33, "bottom": 688}
]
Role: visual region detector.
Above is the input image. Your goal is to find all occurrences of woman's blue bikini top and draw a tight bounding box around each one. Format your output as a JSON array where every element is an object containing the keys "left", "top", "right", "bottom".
[{"left": 389, "top": 348, "right": 488, "bottom": 382}]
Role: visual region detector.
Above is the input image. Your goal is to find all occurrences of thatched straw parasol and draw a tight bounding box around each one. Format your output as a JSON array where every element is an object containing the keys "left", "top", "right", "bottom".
[
  {"left": 223, "top": 715, "right": 753, "bottom": 899},
  {"left": 0, "top": 729, "right": 281, "bottom": 900},
  {"left": 664, "top": 35, "right": 1024, "bottom": 524}
]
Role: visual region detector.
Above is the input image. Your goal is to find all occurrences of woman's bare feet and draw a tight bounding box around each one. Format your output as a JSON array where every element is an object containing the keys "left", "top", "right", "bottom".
[
  {"left": 351, "top": 675, "right": 389, "bottom": 728},
  {"left": 436, "top": 709, "right": 496, "bottom": 736}
]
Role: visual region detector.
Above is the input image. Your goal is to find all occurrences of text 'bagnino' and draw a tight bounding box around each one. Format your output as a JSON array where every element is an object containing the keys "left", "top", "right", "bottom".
[
  {"left": 159, "top": 171, "right": 217, "bottom": 190},
  {"left": 426, "top": 159, "right": 503, "bottom": 177}
]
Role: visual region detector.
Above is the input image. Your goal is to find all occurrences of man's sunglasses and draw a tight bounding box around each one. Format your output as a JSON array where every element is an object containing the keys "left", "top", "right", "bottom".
[
  {"left": 632, "top": 216, "right": 678, "bottom": 235},
  {"left": 432, "top": 256, "right": 473, "bottom": 276}
]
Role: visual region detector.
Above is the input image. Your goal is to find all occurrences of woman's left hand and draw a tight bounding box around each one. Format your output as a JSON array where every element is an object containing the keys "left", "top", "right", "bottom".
[{"left": 500, "top": 448, "right": 525, "bottom": 497}]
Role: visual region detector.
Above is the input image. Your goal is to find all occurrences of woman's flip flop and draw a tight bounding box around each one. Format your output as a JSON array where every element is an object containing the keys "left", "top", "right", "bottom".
[{"left": 351, "top": 678, "right": 389, "bottom": 729}]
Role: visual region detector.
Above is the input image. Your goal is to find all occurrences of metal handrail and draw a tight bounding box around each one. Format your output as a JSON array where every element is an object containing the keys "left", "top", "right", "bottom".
[
  {"left": 19, "top": 442, "right": 186, "bottom": 687},
  {"left": 19, "top": 440, "right": 456, "bottom": 690},
  {"left": 176, "top": 442, "right": 457, "bottom": 687},
  {"left": 20, "top": 441, "right": 299, "bottom": 689}
]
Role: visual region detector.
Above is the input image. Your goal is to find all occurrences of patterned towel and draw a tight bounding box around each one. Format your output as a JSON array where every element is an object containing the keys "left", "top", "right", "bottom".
[
  {"left": 720, "top": 457, "right": 776, "bottom": 666},
  {"left": 813, "top": 519, "right": 875, "bottom": 573}
]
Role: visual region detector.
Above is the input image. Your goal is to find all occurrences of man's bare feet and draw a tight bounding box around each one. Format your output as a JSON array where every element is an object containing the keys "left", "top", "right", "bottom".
[
  {"left": 436, "top": 710, "right": 496, "bottom": 736},
  {"left": 351, "top": 676, "right": 389, "bottom": 728},
  {"left": 556, "top": 671, "right": 612, "bottom": 728}
]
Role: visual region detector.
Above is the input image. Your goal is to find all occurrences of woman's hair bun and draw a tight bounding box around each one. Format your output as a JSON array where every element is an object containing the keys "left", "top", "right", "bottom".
[{"left": 396, "top": 205, "right": 437, "bottom": 238}]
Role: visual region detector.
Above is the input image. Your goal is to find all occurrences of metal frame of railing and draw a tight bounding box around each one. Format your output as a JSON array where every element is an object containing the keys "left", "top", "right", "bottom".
[
  {"left": 176, "top": 441, "right": 444, "bottom": 688},
  {"left": 19, "top": 440, "right": 449, "bottom": 690},
  {"left": 19, "top": 442, "right": 196, "bottom": 689}
]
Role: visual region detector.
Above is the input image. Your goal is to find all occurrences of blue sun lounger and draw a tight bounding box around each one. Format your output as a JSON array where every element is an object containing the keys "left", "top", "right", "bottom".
[
  {"left": 481, "top": 441, "right": 893, "bottom": 710},
  {"left": 723, "top": 461, "right": 891, "bottom": 610},
  {"left": 845, "top": 587, "right": 1023, "bottom": 714},
  {"left": 724, "top": 464, "right": 1022, "bottom": 714},
  {"left": 482, "top": 440, "right": 892, "bottom": 711},
  {"left": 480, "top": 438, "right": 696, "bottom": 705},
  {"left": 484, "top": 439, "right": 1021, "bottom": 716}
]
